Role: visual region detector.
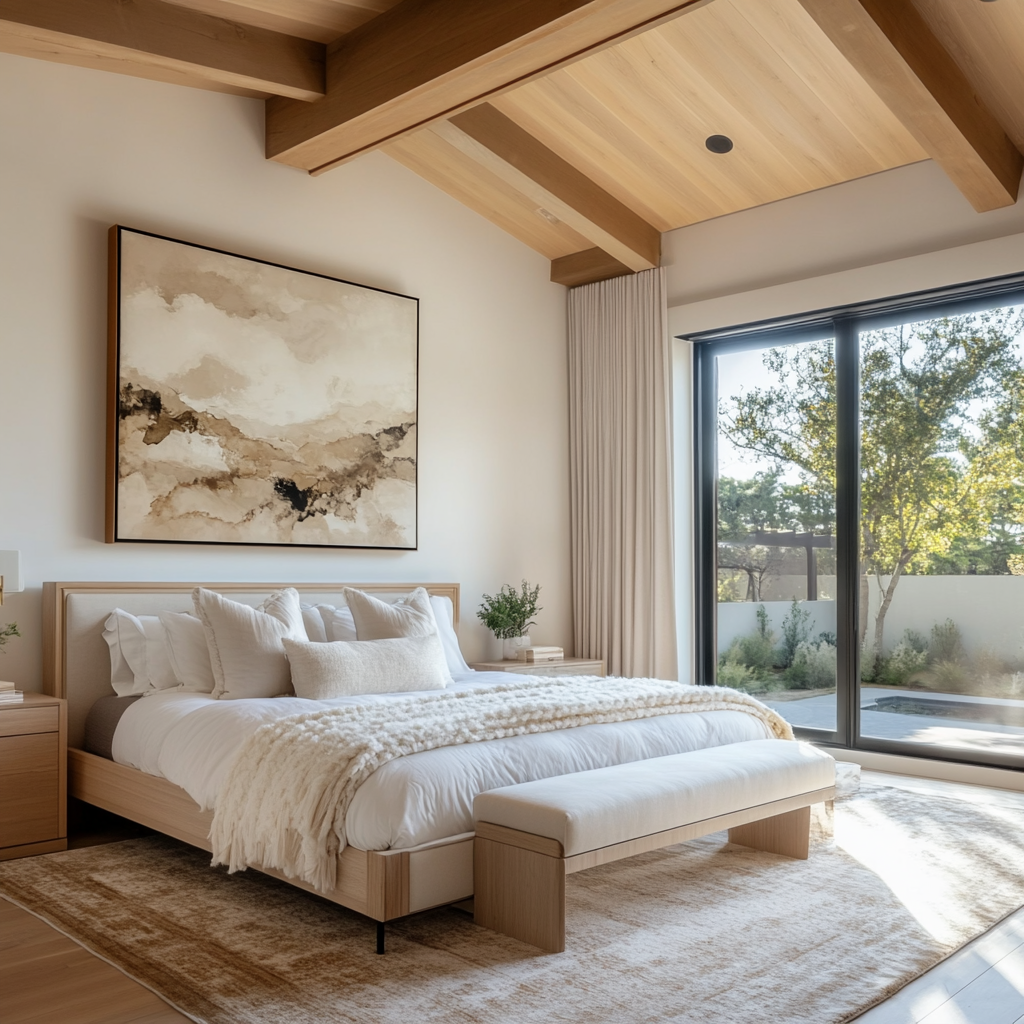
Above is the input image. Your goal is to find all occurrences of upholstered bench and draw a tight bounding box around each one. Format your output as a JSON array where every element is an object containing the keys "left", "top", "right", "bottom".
[{"left": 473, "top": 738, "right": 835, "bottom": 952}]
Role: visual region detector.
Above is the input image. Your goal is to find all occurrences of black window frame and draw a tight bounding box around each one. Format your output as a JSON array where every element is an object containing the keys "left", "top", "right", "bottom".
[{"left": 689, "top": 271, "right": 1024, "bottom": 770}]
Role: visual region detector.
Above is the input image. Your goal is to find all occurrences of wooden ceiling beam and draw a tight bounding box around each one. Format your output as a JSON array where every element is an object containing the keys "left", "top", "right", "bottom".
[
  {"left": 550, "top": 248, "right": 634, "bottom": 288},
  {"left": 0, "top": 0, "right": 325, "bottom": 101},
  {"left": 436, "top": 104, "right": 659, "bottom": 273},
  {"left": 796, "top": 0, "right": 1022, "bottom": 212},
  {"left": 265, "top": 0, "right": 712, "bottom": 173}
]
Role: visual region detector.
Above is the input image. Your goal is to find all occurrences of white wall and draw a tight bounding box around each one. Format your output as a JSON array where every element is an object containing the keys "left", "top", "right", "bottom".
[
  {"left": 863, "top": 576, "right": 1024, "bottom": 666},
  {"left": 663, "top": 160, "right": 1024, "bottom": 308},
  {"left": 717, "top": 600, "right": 836, "bottom": 658},
  {"left": 0, "top": 53, "right": 572, "bottom": 690}
]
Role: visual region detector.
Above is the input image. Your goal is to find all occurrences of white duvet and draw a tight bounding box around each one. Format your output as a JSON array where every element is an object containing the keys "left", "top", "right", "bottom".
[{"left": 112, "top": 671, "right": 772, "bottom": 852}]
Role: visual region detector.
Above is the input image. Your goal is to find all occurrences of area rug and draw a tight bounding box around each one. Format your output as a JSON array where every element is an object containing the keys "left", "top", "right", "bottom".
[{"left": 3, "top": 773, "right": 1024, "bottom": 1024}]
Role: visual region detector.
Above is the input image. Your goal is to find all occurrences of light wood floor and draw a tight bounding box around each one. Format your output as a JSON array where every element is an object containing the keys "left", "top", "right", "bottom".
[
  {"left": 0, "top": 898, "right": 192, "bottom": 1024},
  {"left": 3, "top": 783, "right": 1023, "bottom": 1024}
]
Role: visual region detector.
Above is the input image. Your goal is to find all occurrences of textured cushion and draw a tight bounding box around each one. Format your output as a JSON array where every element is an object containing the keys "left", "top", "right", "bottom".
[
  {"left": 102, "top": 610, "right": 177, "bottom": 695},
  {"left": 344, "top": 586, "right": 436, "bottom": 641},
  {"left": 193, "top": 588, "right": 307, "bottom": 700},
  {"left": 160, "top": 611, "right": 216, "bottom": 693},
  {"left": 473, "top": 739, "right": 836, "bottom": 857},
  {"left": 283, "top": 634, "right": 450, "bottom": 700}
]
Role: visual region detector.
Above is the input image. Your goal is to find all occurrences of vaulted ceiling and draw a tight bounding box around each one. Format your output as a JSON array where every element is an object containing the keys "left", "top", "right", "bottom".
[{"left": 3, "top": 0, "right": 1022, "bottom": 286}]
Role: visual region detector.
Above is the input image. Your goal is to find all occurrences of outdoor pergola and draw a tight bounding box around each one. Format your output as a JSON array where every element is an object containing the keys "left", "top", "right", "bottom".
[{"left": 731, "top": 531, "right": 835, "bottom": 602}]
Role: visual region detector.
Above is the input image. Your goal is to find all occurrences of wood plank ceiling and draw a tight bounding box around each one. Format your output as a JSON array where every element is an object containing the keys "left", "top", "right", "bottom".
[{"left": 1, "top": 0, "right": 1022, "bottom": 287}]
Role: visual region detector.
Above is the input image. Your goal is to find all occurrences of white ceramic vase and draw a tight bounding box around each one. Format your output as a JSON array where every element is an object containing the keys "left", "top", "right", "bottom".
[{"left": 501, "top": 634, "right": 531, "bottom": 661}]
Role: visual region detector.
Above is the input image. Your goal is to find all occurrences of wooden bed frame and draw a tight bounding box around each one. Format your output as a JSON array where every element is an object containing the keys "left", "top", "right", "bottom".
[{"left": 43, "top": 581, "right": 473, "bottom": 950}]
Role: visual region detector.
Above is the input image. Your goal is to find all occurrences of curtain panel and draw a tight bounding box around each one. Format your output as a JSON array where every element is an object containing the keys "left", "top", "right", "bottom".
[{"left": 568, "top": 267, "right": 677, "bottom": 679}]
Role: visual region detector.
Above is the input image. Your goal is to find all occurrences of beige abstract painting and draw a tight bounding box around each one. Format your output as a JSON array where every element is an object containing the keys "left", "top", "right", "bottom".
[{"left": 109, "top": 228, "right": 418, "bottom": 548}]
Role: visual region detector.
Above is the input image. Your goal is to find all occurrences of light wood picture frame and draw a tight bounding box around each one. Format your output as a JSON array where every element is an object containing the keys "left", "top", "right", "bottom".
[{"left": 106, "top": 226, "right": 419, "bottom": 549}]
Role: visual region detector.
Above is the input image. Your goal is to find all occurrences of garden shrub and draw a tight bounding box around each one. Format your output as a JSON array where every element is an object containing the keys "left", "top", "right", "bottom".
[
  {"left": 786, "top": 641, "right": 836, "bottom": 689},
  {"left": 929, "top": 619, "right": 965, "bottom": 665},
  {"left": 925, "top": 659, "right": 971, "bottom": 694},
  {"left": 878, "top": 640, "right": 929, "bottom": 687},
  {"left": 717, "top": 660, "right": 758, "bottom": 690},
  {"left": 778, "top": 599, "right": 812, "bottom": 669}
]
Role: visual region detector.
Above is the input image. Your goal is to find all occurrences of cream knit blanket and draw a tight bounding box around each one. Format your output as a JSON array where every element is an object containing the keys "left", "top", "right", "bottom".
[{"left": 209, "top": 676, "right": 793, "bottom": 892}]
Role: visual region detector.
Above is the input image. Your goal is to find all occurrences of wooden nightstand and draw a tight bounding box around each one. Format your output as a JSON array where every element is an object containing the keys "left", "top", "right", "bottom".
[
  {"left": 469, "top": 657, "right": 606, "bottom": 677},
  {"left": 0, "top": 692, "right": 67, "bottom": 860}
]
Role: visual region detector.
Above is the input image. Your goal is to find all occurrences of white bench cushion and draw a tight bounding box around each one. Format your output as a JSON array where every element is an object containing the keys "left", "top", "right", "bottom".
[{"left": 473, "top": 739, "right": 834, "bottom": 857}]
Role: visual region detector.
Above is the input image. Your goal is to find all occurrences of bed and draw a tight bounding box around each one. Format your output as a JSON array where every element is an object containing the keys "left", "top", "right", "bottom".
[{"left": 43, "top": 581, "right": 775, "bottom": 937}]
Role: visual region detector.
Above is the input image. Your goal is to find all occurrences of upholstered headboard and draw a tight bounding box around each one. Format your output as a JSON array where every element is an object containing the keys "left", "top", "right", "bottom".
[{"left": 42, "top": 581, "right": 460, "bottom": 748}]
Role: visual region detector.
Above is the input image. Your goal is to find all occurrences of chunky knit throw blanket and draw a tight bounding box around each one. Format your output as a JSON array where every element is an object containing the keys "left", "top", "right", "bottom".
[{"left": 209, "top": 676, "right": 793, "bottom": 892}]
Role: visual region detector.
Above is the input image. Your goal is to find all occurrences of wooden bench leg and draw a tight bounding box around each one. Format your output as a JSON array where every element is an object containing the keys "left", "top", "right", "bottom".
[
  {"left": 728, "top": 805, "right": 811, "bottom": 860},
  {"left": 474, "top": 837, "right": 565, "bottom": 953}
]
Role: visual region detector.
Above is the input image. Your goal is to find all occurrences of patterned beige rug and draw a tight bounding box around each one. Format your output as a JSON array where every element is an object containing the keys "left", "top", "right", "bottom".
[{"left": 2, "top": 773, "right": 1024, "bottom": 1024}]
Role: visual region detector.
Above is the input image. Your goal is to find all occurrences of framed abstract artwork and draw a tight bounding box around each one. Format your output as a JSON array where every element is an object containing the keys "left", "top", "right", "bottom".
[{"left": 106, "top": 226, "right": 418, "bottom": 549}]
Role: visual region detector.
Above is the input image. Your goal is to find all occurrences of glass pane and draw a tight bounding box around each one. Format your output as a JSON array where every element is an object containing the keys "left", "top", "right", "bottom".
[
  {"left": 858, "top": 305, "right": 1024, "bottom": 762},
  {"left": 715, "top": 339, "right": 837, "bottom": 732}
]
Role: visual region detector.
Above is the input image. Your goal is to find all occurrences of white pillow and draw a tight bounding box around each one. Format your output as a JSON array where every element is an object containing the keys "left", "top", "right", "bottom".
[
  {"left": 102, "top": 610, "right": 146, "bottom": 696},
  {"left": 429, "top": 596, "right": 471, "bottom": 675},
  {"left": 102, "top": 610, "right": 177, "bottom": 695},
  {"left": 159, "top": 611, "right": 216, "bottom": 693},
  {"left": 316, "top": 603, "right": 357, "bottom": 642},
  {"left": 283, "top": 635, "right": 449, "bottom": 700},
  {"left": 343, "top": 586, "right": 437, "bottom": 641},
  {"left": 192, "top": 588, "right": 307, "bottom": 700},
  {"left": 300, "top": 603, "right": 328, "bottom": 643}
]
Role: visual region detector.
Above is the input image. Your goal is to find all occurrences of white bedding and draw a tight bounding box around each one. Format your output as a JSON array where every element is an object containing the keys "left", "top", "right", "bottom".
[{"left": 111, "top": 672, "right": 772, "bottom": 851}]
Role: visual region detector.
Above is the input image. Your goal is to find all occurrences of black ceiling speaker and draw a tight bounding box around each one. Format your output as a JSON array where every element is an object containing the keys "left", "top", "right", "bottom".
[{"left": 705, "top": 134, "right": 734, "bottom": 154}]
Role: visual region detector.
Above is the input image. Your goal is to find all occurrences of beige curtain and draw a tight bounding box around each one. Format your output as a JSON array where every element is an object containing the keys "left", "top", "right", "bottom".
[{"left": 568, "top": 267, "right": 677, "bottom": 680}]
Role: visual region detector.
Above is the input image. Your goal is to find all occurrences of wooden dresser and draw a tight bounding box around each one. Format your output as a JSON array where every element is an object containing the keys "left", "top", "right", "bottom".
[
  {"left": 469, "top": 657, "right": 606, "bottom": 677},
  {"left": 0, "top": 692, "right": 67, "bottom": 860}
]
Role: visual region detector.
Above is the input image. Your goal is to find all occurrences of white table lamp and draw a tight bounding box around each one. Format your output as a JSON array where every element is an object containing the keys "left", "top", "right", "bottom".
[{"left": 0, "top": 551, "right": 23, "bottom": 606}]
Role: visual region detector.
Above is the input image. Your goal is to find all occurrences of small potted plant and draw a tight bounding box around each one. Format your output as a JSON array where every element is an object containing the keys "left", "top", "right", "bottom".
[
  {"left": 478, "top": 581, "right": 542, "bottom": 661},
  {"left": 0, "top": 622, "right": 18, "bottom": 654}
]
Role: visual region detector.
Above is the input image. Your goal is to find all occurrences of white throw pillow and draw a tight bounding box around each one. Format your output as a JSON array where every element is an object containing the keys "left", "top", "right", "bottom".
[
  {"left": 300, "top": 603, "right": 328, "bottom": 643},
  {"left": 160, "top": 611, "right": 216, "bottom": 693},
  {"left": 317, "top": 603, "right": 357, "bottom": 643},
  {"left": 102, "top": 610, "right": 147, "bottom": 696},
  {"left": 102, "top": 610, "right": 178, "bottom": 695},
  {"left": 429, "top": 595, "right": 472, "bottom": 675},
  {"left": 192, "top": 588, "right": 307, "bottom": 699},
  {"left": 283, "top": 635, "right": 449, "bottom": 700},
  {"left": 343, "top": 586, "right": 436, "bottom": 641}
]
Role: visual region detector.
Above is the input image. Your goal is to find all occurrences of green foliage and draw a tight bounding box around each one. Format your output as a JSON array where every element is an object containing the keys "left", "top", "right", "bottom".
[
  {"left": 716, "top": 660, "right": 757, "bottom": 690},
  {"left": 929, "top": 619, "right": 965, "bottom": 664},
  {"left": 477, "top": 581, "right": 541, "bottom": 639},
  {"left": 901, "top": 628, "right": 928, "bottom": 654},
  {"left": 786, "top": 641, "right": 836, "bottom": 689},
  {"left": 816, "top": 631, "right": 837, "bottom": 647},
  {"left": 877, "top": 640, "right": 929, "bottom": 687},
  {"left": 0, "top": 622, "right": 19, "bottom": 653},
  {"left": 777, "top": 599, "right": 812, "bottom": 669}
]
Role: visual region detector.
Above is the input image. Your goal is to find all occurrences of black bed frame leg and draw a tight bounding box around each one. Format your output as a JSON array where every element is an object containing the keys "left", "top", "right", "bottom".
[{"left": 376, "top": 921, "right": 386, "bottom": 955}]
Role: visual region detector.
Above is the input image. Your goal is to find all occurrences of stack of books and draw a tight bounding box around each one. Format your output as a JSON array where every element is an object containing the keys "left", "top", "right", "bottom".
[
  {"left": 0, "top": 680, "right": 24, "bottom": 703},
  {"left": 516, "top": 646, "right": 564, "bottom": 663}
]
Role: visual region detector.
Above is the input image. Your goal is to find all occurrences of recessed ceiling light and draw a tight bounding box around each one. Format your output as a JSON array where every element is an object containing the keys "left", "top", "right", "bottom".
[{"left": 706, "top": 135, "right": 734, "bottom": 154}]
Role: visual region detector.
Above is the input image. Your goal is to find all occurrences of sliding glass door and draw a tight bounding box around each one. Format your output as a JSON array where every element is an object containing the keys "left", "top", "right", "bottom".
[
  {"left": 857, "top": 305, "right": 1024, "bottom": 763},
  {"left": 710, "top": 335, "right": 838, "bottom": 735},
  {"left": 693, "top": 278, "right": 1024, "bottom": 769}
]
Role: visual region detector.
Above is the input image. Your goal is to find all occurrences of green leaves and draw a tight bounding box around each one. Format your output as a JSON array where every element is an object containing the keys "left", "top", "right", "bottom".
[
  {"left": 477, "top": 581, "right": 542, "bottom": 639},
  {"left": 0, "top": 622, "right": 20, "bottom": 653}
]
